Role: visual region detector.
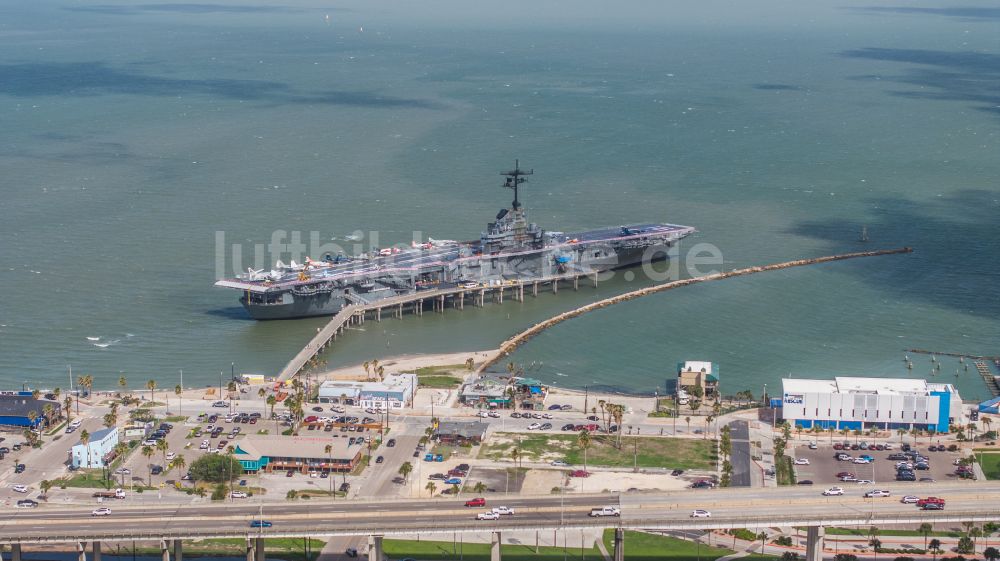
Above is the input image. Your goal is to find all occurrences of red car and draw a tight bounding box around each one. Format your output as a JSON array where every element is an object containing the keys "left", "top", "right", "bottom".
[
  {"left": 917, "top": 497, "right": 945, "bottom": 507},
  {"left": 585, "top": 424, "right": 599, "bottom": 431},
  {"left": 464, "top": 498, "right": 486, "bottom": 507},
  {"left": 304, "top": 416, "right": 318, "bottom": 423},
  {"left": 449, "top": 469, "right": 469, "bottom": 477},
  {"left": 570, "top": 470, "right": 591, "bottom": 478}
]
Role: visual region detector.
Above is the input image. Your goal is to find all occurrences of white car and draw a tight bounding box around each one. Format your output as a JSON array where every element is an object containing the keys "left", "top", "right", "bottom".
[
  {"left": 492, "top": 506, "right": 514, "bottom": 515},
  {"left": 551, "top": 460, "right": 569, "bottom": 467},
  {"left": 822, "top": 487, "right": 844, "bottom": 496},
  {"left": 864, "top": 490, "right": 891, "bottom": 498},
  {"left": 901, "top": 495, "right": 920, "bottom": 504},
  {"left": 200, "top": 440, "right": 210, "bottom": 449},
  {"left": 231, "top": 491, "right": 248, "bottom": 498},
  {"left": 488, "top": 411, "right": 501, "bottom": 418},
  {"left": 92, "top": 507, "right": 112, "bottom": 516},
  {"left": 166, "top": 452, "right": 176, "bottom": 461},
  {"left": 690, "top": 509, "right": 712, "bottom": 518},
  {"left": 477, "top": 411, "right": 490, "bottom": 418},
  {"left": 542, "top": 413, "right": 553, "bottom": 419},
  {"left": 852, "top": 458, "right": 871, "bottom": 464},
  {"left": 793, "top": 458, "right": 810, "bottom": 465},
  {"left": 477, "top": 511, "right": 500, "bottom": 520},
  {"left": 527, "top": 422, "right": 542, "bottom": 430},
  {"left": 11, "top": 485, "right": 28, "bottom": 493}
]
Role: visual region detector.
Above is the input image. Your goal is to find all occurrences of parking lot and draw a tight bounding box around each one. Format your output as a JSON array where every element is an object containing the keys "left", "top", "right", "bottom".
[{"left": 792, "top": 440, "right": 966, "bottom": 488}]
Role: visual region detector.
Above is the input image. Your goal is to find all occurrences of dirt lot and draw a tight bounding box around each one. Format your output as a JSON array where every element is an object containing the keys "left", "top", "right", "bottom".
[{"left": 791, "top": 440, "right": 964, "bottom": 487}]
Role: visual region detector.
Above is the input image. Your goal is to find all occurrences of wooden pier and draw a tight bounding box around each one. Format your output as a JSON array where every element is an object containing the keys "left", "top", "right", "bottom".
[
  {"left": 479, "top": 246, "right": 915, "bottom": 373},
  {"left": 276, "top": 272, "right": 600, "bottom": 381},
  {"left": 975, "top": 361, "right": 1000, "bottom": 397}
]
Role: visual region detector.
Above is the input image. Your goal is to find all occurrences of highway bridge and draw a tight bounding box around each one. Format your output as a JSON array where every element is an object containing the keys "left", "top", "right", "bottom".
[{"left": 0, "top": 482, "right": 994, "bottom": 561}]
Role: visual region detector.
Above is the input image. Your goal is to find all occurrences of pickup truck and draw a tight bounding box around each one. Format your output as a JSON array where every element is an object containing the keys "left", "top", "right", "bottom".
[
  {"left": 93, "top": 488, "right": 126, "bottom": 499},
  {"left": 589, "top": 506, "right": 621, "bottom": 517}
]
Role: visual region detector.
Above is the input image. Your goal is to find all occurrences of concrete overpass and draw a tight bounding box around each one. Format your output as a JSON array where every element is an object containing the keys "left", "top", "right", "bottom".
[{"left": 0, "top": 482, "right": 994, "bottom": 561}]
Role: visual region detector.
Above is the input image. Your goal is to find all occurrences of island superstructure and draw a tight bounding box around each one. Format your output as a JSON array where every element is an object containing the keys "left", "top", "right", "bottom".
[{"left": 215, "top": 162, "right": 695, "bottom": 319}]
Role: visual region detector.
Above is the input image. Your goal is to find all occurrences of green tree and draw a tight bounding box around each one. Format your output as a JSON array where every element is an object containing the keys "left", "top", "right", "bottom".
[
  {"left": 63, "top": 395, "right": 73, "bottom": 423},
  {"left": 79, "top": 429, "right": 91, "bottom": 468},
  {"left": 118, "top": 375, "right": 127, "bottom": 395},
  {"left": 146, "top": 379, "right": 157, "bottom": 403},
  {"left": 174, "top": 384, "right": 183, "bottom": 415},
  {"left": 39, "top": 479, "right": 53, "bottom": 499},
  {"left": 473, "top": 481, "right": 487, "bottom": 494},
  {"left": 983, "top": 547, "right": 1000, "bottom": 561},
  {"left": 956, "top": 536, "right": 975, "bottom": 555},
  {"left": 156, "top": 438, "right": 169, "bottom": 465},
  {"left": 188, "top": 453, "right": 241, "bottom": 483},
  {"left": 577, "top": 430, "right": 592, "bottom": 471},
  {"left": 919, "top": 523, "right": 933, "bottom": 550},
  {"left": 170, "top": 454, "right": 187, "bottom": 477},
  {"left": 425, "top": 481, "right": 437, "bottom": 497},
  {"left": 141, "top": 444, "right": 155, "bottom": 486},
  {"left": 928, "top": 539, "right": 942, "bottom": 561},
  {"left": 398, "top": 461, "right": 413, "bottom": 483},
  {"left": 834, "top": 555, "right": 858, "bottom": 561}
]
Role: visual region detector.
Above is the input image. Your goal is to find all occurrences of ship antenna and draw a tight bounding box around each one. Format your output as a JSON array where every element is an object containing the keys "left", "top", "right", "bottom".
[{"left": 501, "top": 159, "right": 533, "bottom": 210}]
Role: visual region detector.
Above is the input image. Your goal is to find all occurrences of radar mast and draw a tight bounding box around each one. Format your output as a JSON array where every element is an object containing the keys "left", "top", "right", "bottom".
[{"left": 501, "top": 159, "right": 533, "bottom": 210}]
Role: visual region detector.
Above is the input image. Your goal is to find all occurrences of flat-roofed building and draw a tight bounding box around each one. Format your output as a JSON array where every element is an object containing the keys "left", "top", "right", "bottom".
[
  {"left": 233, "top": 435, "right": 363, "bottom": 474},
  {"left": 781, "top": 377, "right": 962, "bottom": 433}
]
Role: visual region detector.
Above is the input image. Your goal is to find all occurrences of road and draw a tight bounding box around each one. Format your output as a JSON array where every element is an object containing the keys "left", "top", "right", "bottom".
[
  {"left": 0, "top": 480, "right": 996, "bottom": 544},
  {"left": 728, "top": 421, "right": 751, "bottom": 487}
]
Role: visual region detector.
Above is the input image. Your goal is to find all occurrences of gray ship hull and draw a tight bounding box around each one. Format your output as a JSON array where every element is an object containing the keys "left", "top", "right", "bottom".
[{"left": 219, "top": 163, "right": 696, "bottom": 321}]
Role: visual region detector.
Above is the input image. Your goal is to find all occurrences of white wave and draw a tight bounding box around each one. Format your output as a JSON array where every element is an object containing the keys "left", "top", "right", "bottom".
[
  {"left": 87, "top": 336, "right": 101, "bottom": 341},
  {"left": 93, "top": 339, "right": 121, "bottom": 348}
]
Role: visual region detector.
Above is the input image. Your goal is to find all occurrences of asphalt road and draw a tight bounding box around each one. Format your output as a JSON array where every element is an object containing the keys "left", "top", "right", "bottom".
[
  {"left": 0, "top": 480, "right": 995, "bottom": 543},
  {"left": 728, "top": 421, "right": 751, "bottom": 487}
]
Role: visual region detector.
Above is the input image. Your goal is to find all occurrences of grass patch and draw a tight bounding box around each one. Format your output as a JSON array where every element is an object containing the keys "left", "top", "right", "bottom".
[
  {"left": 60, "top": 471, "right": 116, "bottom": 489},
  {"left": 45, "top": 421, "right": 68, "bottom": 436},
  {"left": 977, "top": 452, "right": 1000, "bottom": 480},
  {"left": 418, "top": 375, "right": 463, "bottom": 388},
  {"left": 824, "top": 527, "right": 962, "bottom": 538},
  {"left": 601, "top": 530, "right": 739, "bottom": 561},
  {"left": 132, "top": 538, "right": 325, "bottom": 561},
  {"left": 164, "top": 415, "right": 188, "bottom": 423},
  {"left": 384, "top": 538, "right": 600, "bottom": 561},
  {"left": 775, "top": 456, "right": 795, "bottom": 485},
  {"left": 479, "top": 433, "right": 717, "bottom": 470}
]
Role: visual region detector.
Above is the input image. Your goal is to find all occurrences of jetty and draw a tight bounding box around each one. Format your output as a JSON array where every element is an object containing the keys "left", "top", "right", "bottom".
[
  {"left": 277, "top": 273, "right": 602, "bottom": 381},
  {"left": 479, "top": 247, "right": 914, "bottom": 372}
]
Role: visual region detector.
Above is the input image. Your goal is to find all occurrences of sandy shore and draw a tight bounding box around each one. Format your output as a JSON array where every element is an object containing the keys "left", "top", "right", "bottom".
[{"left": 314, "top": 349, "right": 503, "bottom": 381}]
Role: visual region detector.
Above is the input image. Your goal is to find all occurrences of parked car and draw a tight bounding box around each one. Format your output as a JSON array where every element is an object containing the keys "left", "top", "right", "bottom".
[
  {"left": 444, "top": 477, "right": 463, "bottom": 485},
  {"left": 386, "top": 439, "right": 396, "bottom": 447},
  {"left": 793, "top": 458, "right": 810, "bottom": 465},
  {"left": 551, "top": 460, "right": 569, "bottom": 467}
]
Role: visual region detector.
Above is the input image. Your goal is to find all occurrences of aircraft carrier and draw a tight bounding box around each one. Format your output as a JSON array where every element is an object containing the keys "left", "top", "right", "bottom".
[{"left": 215, "top": 162, "right": 695, "bottom": 320}]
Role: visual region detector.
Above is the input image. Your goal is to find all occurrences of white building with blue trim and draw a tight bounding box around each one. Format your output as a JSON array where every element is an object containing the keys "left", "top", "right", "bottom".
[
  {"left": 71, "top": 427, "right": 119, "bottom": 468},
  {"left": 781, "top": 377, "right": 963, "bottom": 433}
]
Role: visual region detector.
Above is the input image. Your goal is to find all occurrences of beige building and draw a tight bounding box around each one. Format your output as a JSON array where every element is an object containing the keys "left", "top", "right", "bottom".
[
  {"left": 233, "top": 435, "right": 363, "bottom": 473},
  {"left": 677, "top": 361, "right": 719, "bottom": 398}
]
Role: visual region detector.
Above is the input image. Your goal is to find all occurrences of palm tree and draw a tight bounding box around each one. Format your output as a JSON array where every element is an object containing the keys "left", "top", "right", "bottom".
[
  {"left": 170, "top": 454, "right": 186, "bottom": 477},
  {"left": 103, "top": 412, "right": 116, "bottom": 430},
  {"left": 398, "top": 461, "right": 413, "bottom": 483},
  {"left": 119, "top": 375, "right": 127, "bottom": 395},
  {"left": 578, "top": 430, "right": 592, "bottom": 471},
  {"left": 473, "top": 481, "right": 487, "bottom": 494},
  {"left": 156, "top": 439, "right": 169, "bottom": 467},
  {"left": 972, "top": 527, "right": 983, "bottom": 550},
  {"left": 174, "top": 384, "right": 183, "bottom": 416},
  {"left": 146, "top": 379, "right": 157, "bottom": 403},
  {"left": 705, "top": 415, "right": 714, "bottom": 439},
  {"left": 76, "top": 374, "right": 93, "bottom": 414},
  {"left": 227, "top": 381, "right": 238, "bottom": 402},
  {"left": 757, "top": 532, "right": 768, "bottom": 555},
  {"left": 511, "top": 448, "right": 520, "bottom": 469},
  {"left": 376, "top": 365, "right": 385, "bottom": 382},
  {"left": 363, "top": 361, "right": 371, "bottom": 380},
  {"left": 685, "top": 416, "right": 692, "bottom": 433},
  {"left": 79, "top": 429, "right": 91, "bottom": 468},
  {"left": 465, "top": 358, "right": 475, "bottom": 371},
  {"left": 928, "top": 539, "right": 942, "bottom": 561},
  {"left": 39, "top": 479, "right": 53, "bottom": 499},
  {"left": 140, "top": 444, "right": 154, "bottom": 486},
  {"left": 919, "top": 523, "right": 933, "bottom": 550},
  {"left": 63, "top": 395, "right": 73, "bottom": 423},
  {"left": 258, "top": 387, "right": 267, "bottom": 400},
  {"left": 425, "top": 481, "right": 437, "bottom": 497},
  {"left": 324, "top": 444, "right": 334, "bottom": 495}
]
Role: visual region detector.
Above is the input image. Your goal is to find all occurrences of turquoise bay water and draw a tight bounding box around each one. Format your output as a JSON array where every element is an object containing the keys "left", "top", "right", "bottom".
[{"left": 0, "top": 1, "right": 998, "bottom": 399}]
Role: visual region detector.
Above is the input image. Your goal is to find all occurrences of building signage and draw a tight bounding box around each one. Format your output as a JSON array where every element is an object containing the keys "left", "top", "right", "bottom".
[{"left": 784, "top": 394, "right": 804, "bottom": 404}]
